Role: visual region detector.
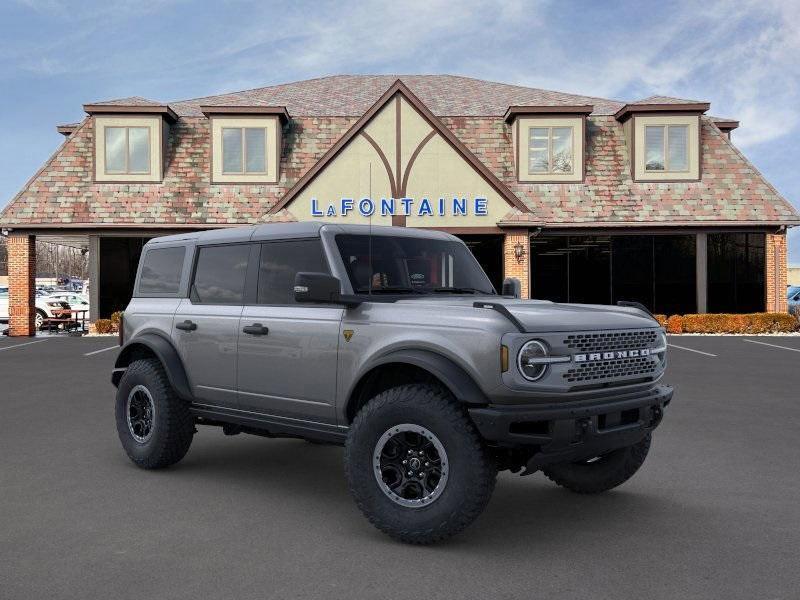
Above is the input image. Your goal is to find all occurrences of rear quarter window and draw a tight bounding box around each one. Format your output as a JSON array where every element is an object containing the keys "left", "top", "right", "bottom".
[{"left": 138, "top": 246, "right": 186, "bottom": 296}]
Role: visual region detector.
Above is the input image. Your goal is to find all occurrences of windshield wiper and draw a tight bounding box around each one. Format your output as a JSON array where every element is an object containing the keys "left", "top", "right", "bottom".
[
  {"left": 432, "top": 287, "right": 492, "bottom": 295},
  {"left": 354, "top": 286, "right": 425, "bottom": 295}
]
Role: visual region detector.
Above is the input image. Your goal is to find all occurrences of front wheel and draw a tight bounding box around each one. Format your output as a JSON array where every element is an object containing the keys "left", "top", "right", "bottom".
[
  {"left": 542, "top": 434, "right": 652, "bottom": 494},
  {"left": 115, "top": 358, "right": 194, "bottom": 469},
  {"left": 344, "top": 384, "right": 496, "bottom": 544}
]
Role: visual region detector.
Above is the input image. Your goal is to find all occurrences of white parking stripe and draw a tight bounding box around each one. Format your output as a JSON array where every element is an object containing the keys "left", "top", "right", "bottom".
[
  {"left": 667, "top": 343, "right": 717, "bottom": 357},
  {"left": 84, "top": 345, "right": 119, "bottom": 356},
  {"left": 0, "top": 339, "right": 49, "bottom": 352},
  {"left": 742, "top": 339, "right": 800, "bottom": 353}
]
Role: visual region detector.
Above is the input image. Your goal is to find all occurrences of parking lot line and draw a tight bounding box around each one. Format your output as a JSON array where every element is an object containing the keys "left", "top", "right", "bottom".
[
  {"left": 0, "top": 339, "right": 49, "bottom": 352},
  {"left": 742, "top": 339, "right": 800, "bottom": 353},
  {"left": 667, "top": 342, "right": 717, "bottom": 357},
  {"left": 84, "top": 345, "right": 119, "bottom": 356}
]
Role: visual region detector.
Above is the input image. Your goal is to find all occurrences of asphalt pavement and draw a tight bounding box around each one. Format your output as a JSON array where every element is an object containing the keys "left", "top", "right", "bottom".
[{"left": 1, "top": 334, "right": 799, "bottom": 599}]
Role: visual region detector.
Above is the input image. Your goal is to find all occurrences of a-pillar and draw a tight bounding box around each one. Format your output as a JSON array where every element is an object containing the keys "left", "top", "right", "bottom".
[
  {"left": 502, "top": 229, "right": 530, "bottom": 298},
  {"left": 8, "top": 233, "right": 36, "bottom": 336}
]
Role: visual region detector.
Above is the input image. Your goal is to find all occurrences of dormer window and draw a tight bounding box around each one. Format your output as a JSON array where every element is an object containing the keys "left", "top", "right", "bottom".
[
  {"left": 84, "top": 101, "right": 175, "bottom": 183},
  {"left": 615, "top": 99, "right": 707, "bottom": 182},
  {"left": 222, "top": 127, "right": 268, "bottom": 174},
  {"left": 105, "top": 126, "right": 151, "bottom": 174},
  {"left": 505, "top": 106, "right": 591, "bottom": 184},
  {"left": 92, "top": 116, "right": 164, "bottom": 182},
  {"left": 528, "top": 126, "right": 573, "bottom": 174},
  {"left": 201, "top": 106, "right": 289, "bottom": 184},
  {"left": 644, "top": 124, "right": 688, "bottom": 172}
]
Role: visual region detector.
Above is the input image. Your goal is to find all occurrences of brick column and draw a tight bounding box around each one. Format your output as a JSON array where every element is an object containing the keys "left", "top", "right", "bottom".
[
  {"left": 502, "top": 229, "right": 530, "bottom": 298},
  {"left": 8, "top": 234, "right": 36, "bottom": 336},
  {"left": 765, "top": 232, "right": 788, "bottom": 313}
]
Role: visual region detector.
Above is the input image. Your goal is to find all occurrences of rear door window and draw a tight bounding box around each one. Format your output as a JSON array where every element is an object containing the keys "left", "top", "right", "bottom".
[
  {"left": 257, "top": 240, "right": 329, "bottom": 305},
  {"left": 191, "top": 244, "right": 250, "bottom": 305},
  {"left": 138, "top": 246, "right": 186, "bottom": 295}
]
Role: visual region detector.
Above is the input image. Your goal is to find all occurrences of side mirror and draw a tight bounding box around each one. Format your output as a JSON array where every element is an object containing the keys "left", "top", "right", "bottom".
[
  {"left": 294, "top": 272, "right": 362, "bottom": 307},
  {"left": 501, "top": 277, "right": 521, "bottom": 298}
]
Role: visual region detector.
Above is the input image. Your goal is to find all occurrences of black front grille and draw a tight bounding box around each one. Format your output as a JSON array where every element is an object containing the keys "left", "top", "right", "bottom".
[
  {"left": 563, "top": 330, "right": 658, "bottom": 353},
  {"left": 563, "top": 356, "right": 658, "bottom": 383}
]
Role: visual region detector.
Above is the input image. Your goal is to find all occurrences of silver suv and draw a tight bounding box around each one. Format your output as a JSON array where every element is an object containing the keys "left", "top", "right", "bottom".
[{"left": 113, "top": 222, "right": 672, "bottom": 544}]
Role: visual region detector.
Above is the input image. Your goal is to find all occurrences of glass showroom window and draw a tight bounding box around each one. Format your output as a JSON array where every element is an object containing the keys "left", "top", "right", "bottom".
[
  {"left": 222, "top": 127, "right": 267, "bottom": 174},
  {"left": 645, "top": 125, "right": 688, "bottom": 171},
  {"left": 104, "top": 126, "right": 150, "bottom": 174},
  {"left": 528, "top": 127, "right": 573, "bottom": 174}
]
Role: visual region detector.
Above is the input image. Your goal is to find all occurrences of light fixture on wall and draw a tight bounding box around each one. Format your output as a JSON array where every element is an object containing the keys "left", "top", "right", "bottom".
[{"left": 514, "top": 241, "right": 526, "bottom": 263}]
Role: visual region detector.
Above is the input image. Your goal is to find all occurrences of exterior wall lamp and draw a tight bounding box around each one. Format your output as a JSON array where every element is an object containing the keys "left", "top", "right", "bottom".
[{"left": 514, "top": 241, "right": 527, "bottom": 263}]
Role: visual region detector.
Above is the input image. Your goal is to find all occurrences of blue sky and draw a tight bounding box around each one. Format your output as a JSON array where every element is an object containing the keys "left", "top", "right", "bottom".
[{"left": 1, "top": 0, "right": 798, "bottom": 261}]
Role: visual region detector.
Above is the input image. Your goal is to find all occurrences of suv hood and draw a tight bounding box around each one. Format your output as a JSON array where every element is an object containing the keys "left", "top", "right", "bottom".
[{"left": 395, "top": 296, "right": 659, "bottom": 332}]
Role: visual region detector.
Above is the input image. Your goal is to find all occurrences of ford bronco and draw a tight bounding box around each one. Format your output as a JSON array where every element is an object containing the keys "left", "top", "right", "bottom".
[{"left": 113, "top": 222, "right": 672, "bottom": 544}]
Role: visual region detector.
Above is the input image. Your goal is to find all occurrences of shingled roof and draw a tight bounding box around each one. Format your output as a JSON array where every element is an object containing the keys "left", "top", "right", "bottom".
[
  {"left": 1, "top": 75, "right": 797, "bottom": 229},
  {"left": 168, "top": 74, "right": 626, "bottom": 117}
]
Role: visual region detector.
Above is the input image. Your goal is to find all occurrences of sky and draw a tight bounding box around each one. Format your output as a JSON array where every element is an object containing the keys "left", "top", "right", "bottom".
[{"left": 0, "top": 0, "right": 798, "bottom": 261}]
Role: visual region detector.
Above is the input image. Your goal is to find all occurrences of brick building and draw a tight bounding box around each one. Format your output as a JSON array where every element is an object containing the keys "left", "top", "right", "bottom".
[{"left": 1, "top": 75, "right": 797, "bottom": 335}]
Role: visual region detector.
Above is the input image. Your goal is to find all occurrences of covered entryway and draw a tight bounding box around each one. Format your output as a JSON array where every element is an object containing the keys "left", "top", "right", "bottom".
[{"left": 3, "top": 231, "right": 168, "bottom": 336}]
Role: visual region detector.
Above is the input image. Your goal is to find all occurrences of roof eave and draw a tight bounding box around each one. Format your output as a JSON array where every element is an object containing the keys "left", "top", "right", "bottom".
[
  {"left": 83, "top": 104, "right": 179, "bottom": 122},
  {"left": 503, "top": 104, "right": 594, "bottom": 123},
  {"left": 199, "top": 105, "right": 291, "bottom": 123},
  {"left": 713, "top": 120, "right": 740, "bottom": 131},
  {"left": 614, "top": 102, "right": 711, "bottom": 122}
]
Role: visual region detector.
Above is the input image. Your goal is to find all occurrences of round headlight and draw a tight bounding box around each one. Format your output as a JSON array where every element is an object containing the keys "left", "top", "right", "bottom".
[{"left": 517, "top": 340, "right": 549, "bottom": 381}]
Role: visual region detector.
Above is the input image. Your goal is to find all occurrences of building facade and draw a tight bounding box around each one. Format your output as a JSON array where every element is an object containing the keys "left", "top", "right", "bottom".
[{"left": 1, "top": 75, "right": 797, "bottom": 335}]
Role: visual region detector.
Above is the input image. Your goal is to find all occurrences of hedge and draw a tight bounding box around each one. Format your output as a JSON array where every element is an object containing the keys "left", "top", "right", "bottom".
[{"left": 651, "top": 312, "right": 797, "bottom": 334}]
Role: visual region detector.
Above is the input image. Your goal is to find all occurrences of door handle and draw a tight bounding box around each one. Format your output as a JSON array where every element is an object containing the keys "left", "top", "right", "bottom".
[
  {"left": 176, "top": 320, "right": 197, "bottom": 332},
  {"left": 242, "top": 323, "right": 269, "bottom": 336}
]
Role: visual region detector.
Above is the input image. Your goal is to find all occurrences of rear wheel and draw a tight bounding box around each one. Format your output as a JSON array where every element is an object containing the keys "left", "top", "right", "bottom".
[
  {"left": 115, "top": 358, "right": 194, "bottom": 469},
  {"left": 345, "top": 383, "right": 496, "bottom": 544},
  {"left": 542, "top": 434, "right": 651, "bottom": 494},
  {"left": 35, "top": 309, "right": 46, "bottom": 330}
]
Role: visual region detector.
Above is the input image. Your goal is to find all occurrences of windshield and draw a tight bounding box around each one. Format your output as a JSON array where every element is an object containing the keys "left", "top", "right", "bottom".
[{"left": 335, "top": 234, "right": 496, "bottom": 295}]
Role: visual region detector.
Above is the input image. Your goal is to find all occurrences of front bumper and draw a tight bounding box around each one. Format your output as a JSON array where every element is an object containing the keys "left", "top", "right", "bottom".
[{"left": 468, "top": 384, "right": 672, "bottom": 468}]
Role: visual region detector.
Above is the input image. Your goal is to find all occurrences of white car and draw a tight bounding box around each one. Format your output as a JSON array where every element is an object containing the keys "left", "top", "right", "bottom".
[
  {"left": 46, "top": 292, "right": 90, "bottom": 313},
  {"left": 0, "top": 288, "right": 74, "bottom": 328}
]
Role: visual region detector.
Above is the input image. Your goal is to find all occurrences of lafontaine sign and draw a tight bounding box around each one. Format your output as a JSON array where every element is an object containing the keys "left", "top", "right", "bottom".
[{"left": 310, "top": 197, "right": 489, "bottom": 218}]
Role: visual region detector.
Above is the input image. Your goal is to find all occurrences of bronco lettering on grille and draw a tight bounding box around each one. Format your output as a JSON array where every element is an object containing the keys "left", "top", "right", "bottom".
[{"left": 574, "top": 348, "right": 651, "bottom": 362}]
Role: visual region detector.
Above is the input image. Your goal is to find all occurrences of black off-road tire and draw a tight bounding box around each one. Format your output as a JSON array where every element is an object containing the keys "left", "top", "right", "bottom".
[
  {"left": 115, "top": 358, "right": 194, "bottom": 469},
  {"left": 345, "top": 383, "right": 497, "bottom": 545},
  {"left": 542, "top": 434, "right": 652, "bottom": 494}
]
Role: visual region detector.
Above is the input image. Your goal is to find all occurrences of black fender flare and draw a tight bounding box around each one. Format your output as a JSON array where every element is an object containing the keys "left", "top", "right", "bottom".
[
  {"left": 354, "top": 348, "right": 488, "bottom": 406},
  {"left": 112, "top": 333, "right": 192, "bottom": 401}
]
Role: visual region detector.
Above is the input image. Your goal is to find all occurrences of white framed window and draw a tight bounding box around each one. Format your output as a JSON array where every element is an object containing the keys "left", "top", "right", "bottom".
[
  {"left": 221, "top": 127, "right": 268, "bottom": 174},
  {"left": 528, "top": 126, "right": 574, "bottom": 175},
  {"left": 104, "top": 126, "right": 151, "bottom": 175},
  {"left": 94, "top": 116, "right": 163, "bottom": 182},
  {"left": 644, "top": 124, "right": 689, "bottom": 172},
  {"left": 632, "top": 115, "right": 699, "bottom": 181},
  {"left": 517, "top": 117, "right": 583, "bottom": 183},
  {"left": 210, "top": 116, "right": 279, "bottom": 183}
]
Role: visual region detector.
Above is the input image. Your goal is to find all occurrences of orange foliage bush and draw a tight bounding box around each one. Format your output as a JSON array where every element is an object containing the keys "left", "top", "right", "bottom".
[
  {"left": 94, "top": 319, "right": 113, "bottom": 334},
  {"left": 665, "top": 315, "right": 683, "bottom": 334},
  {"left": 673, "top": 313, "right": 797, "bottom": 334}
]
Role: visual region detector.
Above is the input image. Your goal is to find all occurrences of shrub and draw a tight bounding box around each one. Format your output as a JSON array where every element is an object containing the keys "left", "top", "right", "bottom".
[
  {"left": 94, "top": 319, "right": 113, "bottom": 334},
  {"left": 675, "top": 312, "right": 797, "bottom": 334},
  {"left": 110, "top": 311, "right": 123, "bottom": 327},
  {"left": 653, "top": 314, "right": 668, "bottom": 328},
  {"left": 665, "top": 315, "right": 683, "bottom": 334}
]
